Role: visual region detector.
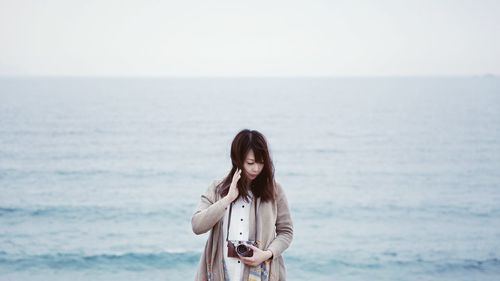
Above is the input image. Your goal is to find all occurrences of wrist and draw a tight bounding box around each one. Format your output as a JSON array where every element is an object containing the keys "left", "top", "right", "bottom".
[{"left": 222, "top": 195, "right": 233, "bottom": 207}]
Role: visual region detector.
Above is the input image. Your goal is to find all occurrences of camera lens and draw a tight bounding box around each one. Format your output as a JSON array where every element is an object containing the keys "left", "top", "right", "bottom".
[{"left": 236, "top": 244, "right": 253, "bottom": 257}]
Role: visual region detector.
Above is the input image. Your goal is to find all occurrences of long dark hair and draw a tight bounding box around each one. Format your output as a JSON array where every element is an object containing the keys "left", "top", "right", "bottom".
[{"left": 217, "top": 129, "right": 276, "bottom": 202}]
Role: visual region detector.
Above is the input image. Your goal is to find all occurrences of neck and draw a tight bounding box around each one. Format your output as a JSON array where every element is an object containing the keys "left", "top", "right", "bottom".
[{"left": 246, "top": 180, "right": 254, "bottom": 190}]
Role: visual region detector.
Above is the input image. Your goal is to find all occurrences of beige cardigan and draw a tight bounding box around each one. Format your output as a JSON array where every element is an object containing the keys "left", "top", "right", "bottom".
[{"left": 192, "top": 179, "right": 293, "bottom": 281}]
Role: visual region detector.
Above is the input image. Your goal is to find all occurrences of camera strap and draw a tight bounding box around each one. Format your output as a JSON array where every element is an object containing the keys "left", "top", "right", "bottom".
[
  {"left": 225, "top": 196, "right": 257, "bottom": 242},
  {"left": 225, "top": 203, "right": 233, "bottom": 242}
]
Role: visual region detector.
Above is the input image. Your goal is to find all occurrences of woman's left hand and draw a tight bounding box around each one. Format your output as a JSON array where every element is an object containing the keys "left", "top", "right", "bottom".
[{"left": 239, "top": 244, "right": 273, "bottom": 267}]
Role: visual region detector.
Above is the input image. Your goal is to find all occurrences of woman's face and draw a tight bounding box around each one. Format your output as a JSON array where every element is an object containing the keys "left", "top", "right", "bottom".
[{"left": 243, "top": 149, "right": 264, "bottom": 181}]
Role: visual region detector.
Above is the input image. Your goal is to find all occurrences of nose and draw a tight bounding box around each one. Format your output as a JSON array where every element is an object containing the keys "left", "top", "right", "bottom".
[{"left": 253, "top": 164, "right": 262, "bottom": 173}]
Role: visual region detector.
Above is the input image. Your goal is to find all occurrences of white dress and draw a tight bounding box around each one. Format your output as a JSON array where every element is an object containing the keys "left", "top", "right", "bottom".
[{"left": 222, "top": 192, "right": 253, "bottom": 281}]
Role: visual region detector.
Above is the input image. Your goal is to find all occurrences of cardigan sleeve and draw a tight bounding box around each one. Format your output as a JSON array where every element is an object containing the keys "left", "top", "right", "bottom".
[
  {"left": 191, "top": 180, "right": 228, "bottom": 235},
  {"left": 267, "top": 182, "right": 294, "bottom": 259}
]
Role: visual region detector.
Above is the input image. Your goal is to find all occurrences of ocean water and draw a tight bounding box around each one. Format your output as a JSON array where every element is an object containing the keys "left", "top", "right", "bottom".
[{"left": 1, "top": 77, "right": 500, "bottom": 281}]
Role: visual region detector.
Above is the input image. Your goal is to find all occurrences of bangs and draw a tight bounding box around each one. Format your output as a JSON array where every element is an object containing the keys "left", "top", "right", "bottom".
[{"left": 249, "top": 146, "right": 266, "bottom": 163}]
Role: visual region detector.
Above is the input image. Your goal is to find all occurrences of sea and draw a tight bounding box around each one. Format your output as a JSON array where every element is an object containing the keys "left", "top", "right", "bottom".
[{"left": 1, "top": 77, "right": 499, "bottom": 281}]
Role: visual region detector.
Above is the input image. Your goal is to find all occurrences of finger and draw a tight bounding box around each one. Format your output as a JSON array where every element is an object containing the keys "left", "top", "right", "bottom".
[
  {"left": 239, "top": 256, "right": 251, "bottom": 261},
  {"left": 239, "top": 256, "right": 254, "bottom": 265},
  {"left": 240, "top": 259, "right": 252, "bottom": 266},
  {"left": 246, "top": 244, "right": 259, "bottom": 251}
]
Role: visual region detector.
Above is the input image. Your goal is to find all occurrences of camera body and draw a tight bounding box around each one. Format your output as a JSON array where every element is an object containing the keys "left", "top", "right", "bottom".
[{"left": 227, "top": 240, "right": 257, "bottom": 258}]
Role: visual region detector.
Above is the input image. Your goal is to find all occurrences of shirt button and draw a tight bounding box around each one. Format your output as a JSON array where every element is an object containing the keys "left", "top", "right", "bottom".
[
  {"left": 240, "top": 232, "right": 242, "bottom": 235},
  {"left": 241, "top": 218, "right": 243, "bottom": 221},
  {"left": 242, "top": 205, "right": 245, "bottom": 208},
  {"left": 238, "top": 261, "right": 241, "bottom": 263}
]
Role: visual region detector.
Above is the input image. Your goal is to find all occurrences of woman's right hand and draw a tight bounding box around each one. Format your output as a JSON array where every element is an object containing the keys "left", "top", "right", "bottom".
[{"left": 226, "top": 168, "right": 241, "bottom": 202}]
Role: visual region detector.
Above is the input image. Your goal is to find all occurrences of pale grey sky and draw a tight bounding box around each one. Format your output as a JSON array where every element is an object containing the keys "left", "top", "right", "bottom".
[{"left": 1, "top": 0, "right": 499, "bottom": 77}]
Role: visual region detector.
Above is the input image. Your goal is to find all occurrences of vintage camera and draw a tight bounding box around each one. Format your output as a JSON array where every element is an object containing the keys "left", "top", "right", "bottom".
[{"left": 227, "top": 240, "right": 257, "bottom": 258}]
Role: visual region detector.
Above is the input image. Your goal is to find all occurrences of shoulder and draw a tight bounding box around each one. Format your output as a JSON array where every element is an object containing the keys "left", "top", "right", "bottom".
[
  {"left": 214, "top": 177, "right": 225, "bottom": 190},
  {"left": 273, "top": 180, "right": 287, "bottom": 200},
  {"left": 272, "top": 180, "right": 291, "bottom": 212},
  {"left": 204, "top": 178, "right": 225, "bottom": 197}
]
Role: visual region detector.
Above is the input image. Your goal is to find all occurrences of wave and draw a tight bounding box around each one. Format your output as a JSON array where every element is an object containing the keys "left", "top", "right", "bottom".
[
  {"left": 0, "top": 206, "right": 192, "bottom": 221},
  {"left": 285, "top": 255, "right": 500, "bottom": 273},
  {"left": 3, "top": 202, "right": 500, "bottom": 222},
  {"left": 293, "top": 203, "right": 500, "bottom": 220},
  {"left": 1, "top": 251, "right": 499, "bottom": 274},
  {"left": 0, "top": 251, "right": 200, "bottom": 271}
]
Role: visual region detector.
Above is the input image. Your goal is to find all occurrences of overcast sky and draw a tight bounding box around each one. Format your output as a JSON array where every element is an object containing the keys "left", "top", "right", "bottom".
[{"left": 1, "top": 0, "right": 499, "bottom": 77}]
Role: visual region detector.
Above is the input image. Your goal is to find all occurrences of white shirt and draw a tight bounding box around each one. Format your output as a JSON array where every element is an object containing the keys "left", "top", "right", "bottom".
[{"left": 222, "top": 192, "right": 253, "bottom": 281}]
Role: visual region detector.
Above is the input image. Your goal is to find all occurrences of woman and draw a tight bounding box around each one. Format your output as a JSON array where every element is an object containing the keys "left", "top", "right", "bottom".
[{"left": 192, "top": 129, "right": 293, "bottom": 281}]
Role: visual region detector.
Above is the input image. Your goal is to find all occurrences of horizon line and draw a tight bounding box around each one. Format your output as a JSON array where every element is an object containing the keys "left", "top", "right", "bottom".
[{"left": 0, "top": 74, "right": 498, "bottom": 79}]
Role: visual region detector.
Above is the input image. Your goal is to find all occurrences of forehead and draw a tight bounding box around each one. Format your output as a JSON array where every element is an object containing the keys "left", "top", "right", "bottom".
[
  {"left": 245, "top": 150, "right": 255, "bottom": 160},
  {"left": 245, "top": 149, "right": 263, "bottom": 161}
]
